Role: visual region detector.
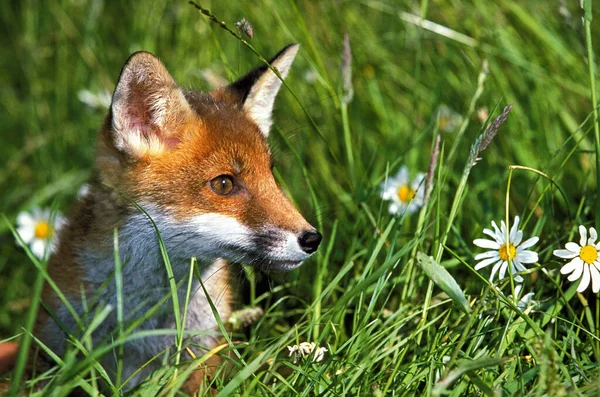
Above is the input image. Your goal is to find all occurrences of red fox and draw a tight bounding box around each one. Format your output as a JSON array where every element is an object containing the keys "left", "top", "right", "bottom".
[{"left": 2, "top": 44, "right": 321, "bottom": 393}]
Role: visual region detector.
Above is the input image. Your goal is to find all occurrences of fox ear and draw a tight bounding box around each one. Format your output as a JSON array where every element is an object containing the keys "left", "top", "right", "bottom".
[
  {"left": 226, "top": 44, "right": 300, "bottom": 137},
  {"left": 110, "top": 52, "right": 193, "bottom": 158}
]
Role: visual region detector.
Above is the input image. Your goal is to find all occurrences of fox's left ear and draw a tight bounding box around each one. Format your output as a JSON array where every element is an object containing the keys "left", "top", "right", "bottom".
[
  {"left": 110, "top": 52, "right": 194, "bottom": 158},
  {"left": 223, "top": 44, "right": 300, "bottom": 137}
]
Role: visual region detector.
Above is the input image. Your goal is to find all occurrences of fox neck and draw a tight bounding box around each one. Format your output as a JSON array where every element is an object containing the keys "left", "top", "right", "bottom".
[{"left": 68, "top": 183, "right": 232, "bottom": 321}]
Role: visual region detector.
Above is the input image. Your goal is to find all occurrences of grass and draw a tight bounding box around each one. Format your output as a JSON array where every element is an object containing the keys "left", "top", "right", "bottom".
[{"left": 2, "top": 0, "right": 600, "bottom": 395}]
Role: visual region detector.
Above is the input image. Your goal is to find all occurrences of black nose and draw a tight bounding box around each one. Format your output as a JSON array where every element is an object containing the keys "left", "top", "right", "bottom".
[{"left": 298, "top": 230, "right": 322, "bottom": 254}]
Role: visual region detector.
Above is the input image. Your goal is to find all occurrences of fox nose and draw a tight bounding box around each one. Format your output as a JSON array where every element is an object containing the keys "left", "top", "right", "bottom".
[{"left": 298, "top": 230, "right": 322, "bottom": 254}]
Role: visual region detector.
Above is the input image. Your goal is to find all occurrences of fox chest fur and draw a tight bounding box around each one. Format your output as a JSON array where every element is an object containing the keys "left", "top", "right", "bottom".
[{"left": 34, "top": 44, "right": 321, "bottom": 390}]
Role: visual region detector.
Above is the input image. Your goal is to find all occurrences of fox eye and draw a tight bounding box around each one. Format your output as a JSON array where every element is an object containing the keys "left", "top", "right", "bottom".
[{"left": 210, "top": 175, "right": 234, "bottom": 196}]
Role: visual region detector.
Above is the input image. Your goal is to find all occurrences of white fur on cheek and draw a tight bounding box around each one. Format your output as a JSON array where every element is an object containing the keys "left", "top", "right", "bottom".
[{"left": 189, "top": 213, "right": 255, "bottom": 254}]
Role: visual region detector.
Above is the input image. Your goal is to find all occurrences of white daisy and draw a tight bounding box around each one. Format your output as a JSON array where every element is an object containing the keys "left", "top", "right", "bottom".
[
  {"left": 473, "top": 216, "right": 539, "bottom": 283},
  {"left": 437, "top": 104, "right": 463, "bottom": 133},
  {"left": 553, "top": 225, "right": 600, "bottom": 293},
  {"left": 15, "top": 208, "right": 65, "bottom": 259},
  {"left": 77, "top": 89, "right": 111, "bottom": 110},
  {"left": 380, "top": 166, "right": 425, "bottom": 216},
  {"left": 303, "top": 70, "right": 318, "bottom": 84},
  {"left": 508, "top": 284, "right": 536, "bottom": 312},
  {"left": 200, "top": 68, "right": 228, "bottom": 90}
]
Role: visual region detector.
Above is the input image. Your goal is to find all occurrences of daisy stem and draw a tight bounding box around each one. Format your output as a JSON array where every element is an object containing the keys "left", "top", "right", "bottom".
[
  {"left": 583, "top": 0, "right": 600, "bottom": 233},
  {"left": 505, "top": 167, "right": 518, "bottom": 302},
  {"left": 505, "top": 168, "right": 512, "bottom": 259},
  {"left": 597, "top": 294, "right": 600, "bottom": 357},
  {"left": 577, "top": 292, "right": 600, "bottom": 363}
]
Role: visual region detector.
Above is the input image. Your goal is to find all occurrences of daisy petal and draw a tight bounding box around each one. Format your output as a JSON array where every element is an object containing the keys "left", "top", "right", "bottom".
[
  {"left": 514, "top": 274, "right": 524, "bottom": 283},
  {"left": 579, "top": 225, "right": 587, "bottom": 247},
  {"left": 482, "top": 228, "right": 498, "bottom": 240},
  {"left": 509, "top": 216, "right": 520, "bottom": 243},
  {"left": 54, "top": 215, "right": 66, "bottom": 233},
  {"left": 500, "top": 220, "right": 507, "bottom": 238},
  {"left": 411, "top": 173, "right": 425, "bottom": 191},
  {"left": 30, "top": 239, "right": 47, "bottom": 260},
  {"left": 475, "top": 257, "right": 500, "bottom": 270},
  {"left": 491, "top": 221, "right": 501, "bottom": 239},
  {"left": 31, "top": 207, "right": 47, "bottom": 220},
  {"left": 498, "top": 261, "right": 508, "bottom": 280},
  {"left": 513, "top": 230, "right": 523, "bottom": 246},
  {"left": 517, "top": 251, "right": 538, "bottom": 263},
  {"left": 553, "top": 249, "right": 579, "bottom": 259},
  {"left": 577, "top": 265, "right": 591, "bottom": 293},
  {"left": 16, "top": 212, "right": 34, "bottom": 228},
  {"left": 381, "top": 189, "right": 394, "bottom": 200},
  {"left": 512, "top": 259, "right": 526, "bottom": 272},
  {"left": 489, "top": 260, "right": 502, "bottom": 282},
  {"left": 565, "top": 242, "right": 582, "bottom": 253},
  {"left": 518, "top": 236, "right": 539, "bottom": 250},
  {"left": 590, "top": 264, "right": 600, "bottom": 293},
  {"left": 567, "top": 258, "right": 585, "bottom": 282},
  {"left": 513, "top": 284, "right": 523, "bottom": 298},
  {"left": 395, "top": 166, "right": 409, "bottom": 183},
  {"left": 16, "top": 226, "right": 34, "bottom": 245},
  {"left": 473, "top": 239, "right": 500, "bottom": 249},
  {"left": 521, "top": 292, "right": 535, "bottom": 305},
  {"left": 561, "top": 257, "right": 582, "bottom": 276},
  {"left": 475, "top": 250, "right": 499, "bottom": 260},
  {"left": 589, "top": 228, "right": 598, "bottom": 245}
]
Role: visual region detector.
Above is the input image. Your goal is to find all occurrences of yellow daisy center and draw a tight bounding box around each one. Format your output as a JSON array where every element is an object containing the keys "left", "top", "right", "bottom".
[
  {"left": 498, "top": 243, "right": 516, "bottom": 261},
  {"left": 34, "top": 221, "right": 51, "bottom": 239},
  {"left": 579, "top": 245, "right": 598, "bottom": 265},
  {"left": 439, "top": 116, "right": 449, "bottom": 130},
  {"left": 397, "top": 185, "right": 415, "bottom": 203}
]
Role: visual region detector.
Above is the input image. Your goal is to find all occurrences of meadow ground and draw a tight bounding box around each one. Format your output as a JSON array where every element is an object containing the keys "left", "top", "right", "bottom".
[{"left": 1, "top": 0, "right": 600, "bottom": 395}]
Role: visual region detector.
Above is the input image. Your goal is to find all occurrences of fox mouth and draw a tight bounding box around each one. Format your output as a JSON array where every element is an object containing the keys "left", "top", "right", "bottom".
[
  {"left": 256, "top": 259, "right": 304, "bottom": 271},
  {"left": 227, "top": 247, "right": 306, "bottom": 271},
  {"left": 230, "top": 251, "right": 305, "bottom": 271}
]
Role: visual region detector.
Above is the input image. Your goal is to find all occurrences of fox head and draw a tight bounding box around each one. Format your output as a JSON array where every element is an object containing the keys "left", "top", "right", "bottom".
[{"left": 96, "top": 44, "right": 321, "bottom": 270}]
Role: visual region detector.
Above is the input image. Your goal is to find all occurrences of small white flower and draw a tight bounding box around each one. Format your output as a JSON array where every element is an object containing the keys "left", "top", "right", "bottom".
[
  {"left": 477, "top": 107, "right": 489, "bottom": 124},
  {"left": 437, "top": 105, "right": 463, "bottom": 133},
  {"left": 287, "top": 342, "right": 327, "bottom": 364},
  {"left": 77, "top": 89, "right": 111, "bottom": 110},
  {"left": 553, "top": 225, "right": 600, "bottom": 293},
  {"left": 508, "top": 284, "right": 536, "bottom": 312},
  {"left": 473, "top": 216, "right": 539, "bottom": 283},
  {"left": 287, "top": 345, "right": 300, "bottom": 363},
  {"left": 313, "top": 346, "right": 328, "bottom": 362},
  {"left": 298, "top": 342, "right": 315, "bottom": 356},
  {"left": 303, "top": 70, "right": 318, "bottom": 84},
  {"left": 380, "top": 166, "right": 425, "bottom": 216},
  {"left": 15, "top": 208, "right": 65, "bottom": 259},
  {"left": 77, "top": 184, "right": 90, "bottom": 200},
  {"left": 200, "top": 68, "right": 228, "bottom": 90}
]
